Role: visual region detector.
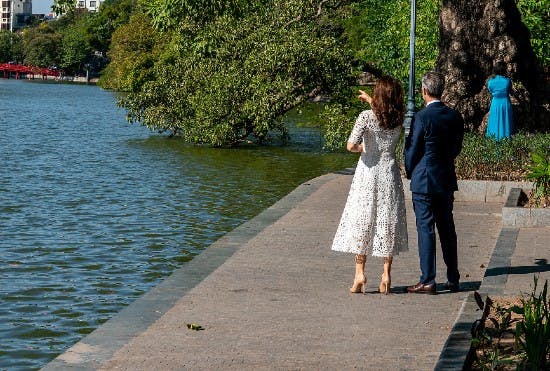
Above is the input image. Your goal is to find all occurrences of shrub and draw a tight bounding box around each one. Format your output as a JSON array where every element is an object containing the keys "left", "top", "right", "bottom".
[
  {"left": 469, "top": 277, "right": 550, "bottom": 370},
  {"left": 455, "top": 132, "right": 550, "bottom": 181},
  {"left": 525, "top": 149, "right": 550, "bottom": 206},
  {"left": 513, "top": 276, "right": 550, "bottom": 370}
]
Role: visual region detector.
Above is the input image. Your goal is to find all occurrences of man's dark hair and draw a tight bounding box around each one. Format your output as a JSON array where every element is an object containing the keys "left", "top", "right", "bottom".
[{"left": 421, "top": 71, "right": 445, "bottom": 99}]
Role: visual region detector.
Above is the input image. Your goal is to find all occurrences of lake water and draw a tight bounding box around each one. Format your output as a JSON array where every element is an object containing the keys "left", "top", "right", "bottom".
[{"left": 0, "top": 79, "right": 355, "bottom": 370}]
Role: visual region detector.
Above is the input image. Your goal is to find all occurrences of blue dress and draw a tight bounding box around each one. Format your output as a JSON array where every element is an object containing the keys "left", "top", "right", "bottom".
[{"left": 486, "top": 75, "right": 514, "bottom": 140}]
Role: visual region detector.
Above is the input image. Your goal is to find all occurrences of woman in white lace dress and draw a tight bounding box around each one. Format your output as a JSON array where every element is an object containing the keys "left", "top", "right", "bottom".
[{"left": 332, "top": 76, "right": 408, "bottom": 294}]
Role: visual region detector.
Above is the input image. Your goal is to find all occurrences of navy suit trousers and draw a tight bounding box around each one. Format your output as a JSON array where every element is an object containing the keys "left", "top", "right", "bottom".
[{"left": 412, "top": 192, "right": 460, "bottom": 285}]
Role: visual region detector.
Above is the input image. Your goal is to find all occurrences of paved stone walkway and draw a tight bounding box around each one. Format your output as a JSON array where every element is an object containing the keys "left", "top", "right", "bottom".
[
  {"left": 503, "top": 227, "right": 550, "bottom": 296},
  {"left": 43, "top": 172, "right": 547, "bottom": 370}
]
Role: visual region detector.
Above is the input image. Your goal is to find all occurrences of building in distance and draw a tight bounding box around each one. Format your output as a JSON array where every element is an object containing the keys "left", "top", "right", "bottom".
[
  {"left": 1, "top": 0, "right": 32, "bottom": 31},
  {"left": 76, "top": 0, "right": 104, "bottom": 12}
]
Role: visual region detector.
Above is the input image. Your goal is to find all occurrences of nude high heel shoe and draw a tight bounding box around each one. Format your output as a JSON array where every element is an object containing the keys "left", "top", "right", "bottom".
[
  {"left": 350, "top": 276, "right": 367, "bottom": 293},
  {"left": 350, "top": 254, "right": 367, "bottom": 293},
  {"left": 379, "top": 275, "right": 391, "bottom": 295},
  {"left": 379, "top": 257, "right": 392, "bottom": 295}
]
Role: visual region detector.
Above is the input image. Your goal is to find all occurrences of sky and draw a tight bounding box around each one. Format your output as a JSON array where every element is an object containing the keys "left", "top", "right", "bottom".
[{"left": 33, "top": 0, "right": 55, "bottom": 14}]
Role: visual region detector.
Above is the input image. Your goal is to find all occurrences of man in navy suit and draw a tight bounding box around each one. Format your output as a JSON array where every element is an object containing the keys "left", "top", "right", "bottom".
[{"left": 404, "top": 71, "right": 464, "bottom": 294}]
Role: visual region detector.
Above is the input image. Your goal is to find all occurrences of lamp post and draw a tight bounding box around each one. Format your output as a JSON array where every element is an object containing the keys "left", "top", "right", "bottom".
[{"left": 404, "top": 0, "right": 416, "bottom": 136}]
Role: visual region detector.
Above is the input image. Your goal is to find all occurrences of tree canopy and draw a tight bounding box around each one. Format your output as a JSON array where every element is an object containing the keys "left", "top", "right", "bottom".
[
  {"left": 0, "top": 31, "right": 23, "bottom": 63},
  {"left": 22, "top": 23, "right": 62, "bottom": 67},
  {"left": 106, "top": 0, "right": 356, "bottom": 146},
  {"left": 5, "top": 0, "right": 547, "bottom": 148}
]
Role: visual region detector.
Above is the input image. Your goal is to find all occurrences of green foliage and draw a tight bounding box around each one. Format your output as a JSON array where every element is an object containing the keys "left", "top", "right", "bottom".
[
  {"left": 52, "top": 0, "right": 77, "bottom": 15},
  {"left": 22, "top": 23, "right": 62, "bottom": 67},
  {"left": 344, "top": 0, "right": 439, "bottom": 94},
  {"left": 471, "top": 292, "right": 519, "bottom": 370},
  {"left": 100, "top": 0, "right": 550, "bottom": 148},
  {"left": 525, "top": 148, "right": 550, "bottom": 206},
  {"left": 87, "top": 0, "right": 137, "bottom": 52},
  {"left": 113, "top": 0, "right": 356, "bottom": 146},
  {"left": 319, "top": 104, "right": 356, "bottom": 151},
  {"left": 99, "top": 13, "right": 165, "bottom": 91},
  {"left": 516, "top": 0, "right": 550, "bottom": 67},
  {"left": 319, "top": 90, "right": 370, "bottom": 152},
  {"left": 455, "top": 132, "right": 550, "bottom": 181},
  {"left": 0, "top": 31, "right": 23, "bottom": 63},
  {"left": 16, "top": 0, "right": 135, "bottom": 76},
  {"left": 137, "top": 0, "right": 264, "bottom": 30},
  {"left": 513, "top": 276, "right": 550, "bottom": 370},
  {"left": 60, "top": 21, "right": 93, "bottom": 73}
]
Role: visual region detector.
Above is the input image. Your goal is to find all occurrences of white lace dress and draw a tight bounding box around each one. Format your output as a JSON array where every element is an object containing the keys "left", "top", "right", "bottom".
[{"left": 331, "top": 110, "right": 408, "bottom": 257}]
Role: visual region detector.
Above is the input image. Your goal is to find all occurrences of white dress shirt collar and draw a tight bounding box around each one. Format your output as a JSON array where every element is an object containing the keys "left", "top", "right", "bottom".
[{"left": 426, "top": 99, "right": 441, "bottom": 107}]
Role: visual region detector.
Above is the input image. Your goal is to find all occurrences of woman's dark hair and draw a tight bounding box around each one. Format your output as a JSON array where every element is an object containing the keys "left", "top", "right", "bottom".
[
  {"left": 371, "top": 76, "right": 405, "bottom": 130},
  {"left": 494, "top": 61, "right": 507, "bottom": 76}
]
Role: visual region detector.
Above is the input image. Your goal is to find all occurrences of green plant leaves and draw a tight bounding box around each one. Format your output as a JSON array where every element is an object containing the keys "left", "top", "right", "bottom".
[
  {"left": 473, "top": 277, "right": 550, "bottom": 369},
  {"left": 515, "top": 276, "right": 550, "bottom": 369},
  {"left": 525, "top": 149, "right": 550, "bottom": 205}
]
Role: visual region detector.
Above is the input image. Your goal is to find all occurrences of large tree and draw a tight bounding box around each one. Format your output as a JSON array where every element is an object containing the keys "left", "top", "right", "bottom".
[
  {"left": 98, "top": 0, "right": 549, "bottom": 148},
  {"left": 99, "top": 13, "right": 164, "bottom": 92},
  {"left": 86, "top": 0, "right": 137, "bottom": 52},
  {"left": 108, "top": 0, "right": 355, "bottom": 146},
  {"left": 435, "top": 0, "right": 547, "bottom": 132},
  {"left": 60, "top": 22, "right": 93, "bottom": 74},
  {"left": 22, "top": 23, "right": 62, "bottom": 67},
  {"left": 0, "top": 31, "right": 23, "bottom": 63}
]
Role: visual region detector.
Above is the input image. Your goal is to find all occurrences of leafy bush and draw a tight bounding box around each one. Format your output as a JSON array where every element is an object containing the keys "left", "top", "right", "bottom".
[
  {"left": 516, "top": 0, "right": 550, "bottom": 67},
  {"left": 469, "top": 277, "right": 550, "bottom": 370},
  {"left": 455, "top": 132, "right": 550, "bottom": 181},
  {"left": 470, "top": 292, "right": 519, "bottom": 370},
  {"left": 525, "top": 149, "right": 550, "bottom": 206}
]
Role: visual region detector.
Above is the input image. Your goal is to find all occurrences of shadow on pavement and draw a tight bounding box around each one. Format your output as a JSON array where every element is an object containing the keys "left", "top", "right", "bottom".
[
  {"left": 363, "top": 281, "right": 482, "bottom": 295},
  {"left": 485, "top": 259, "right": 550, "bottom": 277}
]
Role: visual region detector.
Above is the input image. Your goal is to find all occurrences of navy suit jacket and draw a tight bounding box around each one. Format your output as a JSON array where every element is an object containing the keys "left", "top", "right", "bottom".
[{"left": 404, "top": 101, "right": 464, "bottom": 195}]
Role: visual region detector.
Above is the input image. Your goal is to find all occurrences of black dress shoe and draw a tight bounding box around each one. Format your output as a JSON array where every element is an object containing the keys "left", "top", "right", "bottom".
[
  {"left": 444, "top": 281, "right": 460, "bottom": 292},
  {"left": 407, "top": 282, "right": 437, "bottom": 294}
]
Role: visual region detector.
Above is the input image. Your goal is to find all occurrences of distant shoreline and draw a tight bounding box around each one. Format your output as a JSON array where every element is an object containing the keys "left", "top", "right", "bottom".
[{"left": 2, "top": 75, "right": 100, "bottom": 85}]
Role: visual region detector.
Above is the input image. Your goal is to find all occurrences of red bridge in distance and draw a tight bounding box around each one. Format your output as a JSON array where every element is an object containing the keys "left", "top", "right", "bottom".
[{"left": 0, "top": 63, "right": 60, "bottom": 79}]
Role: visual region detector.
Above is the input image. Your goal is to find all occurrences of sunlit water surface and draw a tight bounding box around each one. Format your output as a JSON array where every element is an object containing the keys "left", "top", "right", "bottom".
[{"left": 0, "top": 79, "right": 355, "bottom": 370}]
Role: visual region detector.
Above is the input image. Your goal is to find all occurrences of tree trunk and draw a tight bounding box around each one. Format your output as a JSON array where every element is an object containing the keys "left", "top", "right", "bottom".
[{"left": 435, "top": 0, "right": 545, "bottom": 133}]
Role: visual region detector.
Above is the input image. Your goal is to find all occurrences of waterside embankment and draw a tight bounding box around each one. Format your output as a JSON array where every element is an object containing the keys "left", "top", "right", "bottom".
[{"left": 42, "top": 173, "right": 550, "bottom": 370}]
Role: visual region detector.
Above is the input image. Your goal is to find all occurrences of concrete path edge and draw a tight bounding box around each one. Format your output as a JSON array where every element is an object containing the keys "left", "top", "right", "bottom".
[{"left": 435, "top": 227, "right": 520, "bottom": 370}]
